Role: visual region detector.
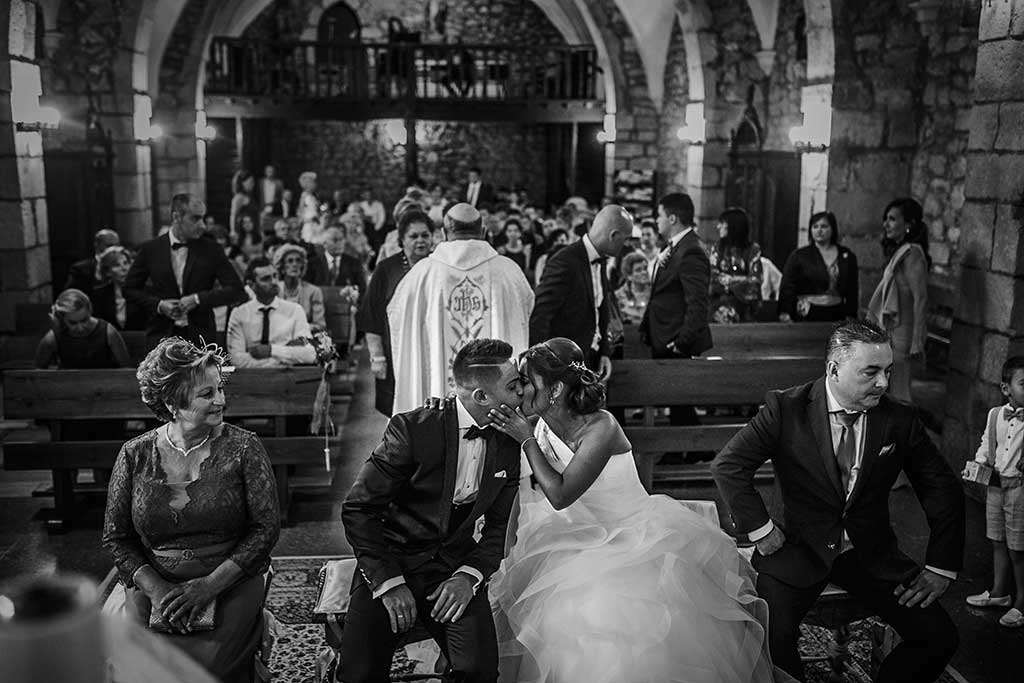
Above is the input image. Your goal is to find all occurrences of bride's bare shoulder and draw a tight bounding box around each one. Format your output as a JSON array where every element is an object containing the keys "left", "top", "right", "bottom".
[{"left": 584, "top": 411, "right": 631, "bottom": 452}]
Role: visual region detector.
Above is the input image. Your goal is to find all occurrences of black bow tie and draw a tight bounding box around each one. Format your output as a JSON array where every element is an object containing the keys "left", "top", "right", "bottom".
[
  {"left": 1005, "top": 407, "right": 1024, "bottom": 421},
  {"left": 464, "top": 425, "right": 493, "bottom": 441},
  {"left": 171, "top": 241, "right": 193, "bottom": 250}
]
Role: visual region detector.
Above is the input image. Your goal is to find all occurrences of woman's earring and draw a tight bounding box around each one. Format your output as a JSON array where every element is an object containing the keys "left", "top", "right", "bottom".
[{"left": 548, "top": 393, "right": 557, "bottom": 407}]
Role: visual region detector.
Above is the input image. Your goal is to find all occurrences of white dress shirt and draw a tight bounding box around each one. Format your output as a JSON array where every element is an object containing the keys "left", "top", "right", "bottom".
[
  {"left": 649, "top": 227, "right": 693, "bottom": 280},
  {"left": 226, "top": 296, "right": 317, "bottom": 368},
  {"left": 581, "top": 234, "right": 604, "bottom": 352},
  {"left": 749, "top": 380, "right": 956, "bottom": 580},
  {"left": 975, "top": 403, "right": 1024, "bottom": 477},
  {"left": 467, "top": 181, "right": 480, "bottom": 206},
  {"left": 168, "top": 230, "right": 188, "bottom": 292},
  {"left": 372, "top": 396, "right": 488, "bottom": 599}
]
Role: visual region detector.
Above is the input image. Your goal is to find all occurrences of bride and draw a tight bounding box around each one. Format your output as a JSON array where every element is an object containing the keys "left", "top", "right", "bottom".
[{"left": 485, "top": 338, "right": 785, "bottom": 683}]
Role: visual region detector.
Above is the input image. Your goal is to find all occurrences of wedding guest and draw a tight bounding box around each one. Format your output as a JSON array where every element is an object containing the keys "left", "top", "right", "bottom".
[
  {"left": 317, "top": 227, "right": 367, "bottom": 294},
  {"left": 229, "top": 170, "right": 257, "bottom": 240},
  {"left": 298, "top": 171, "right": 323, "bottom": 244},
  {"left": 498, "top": 218, "right": 530, "bottom": 273},
  {"left": 226, "top": 258, "right": 317, "bottom": 369},
  {"left": 638, "top": 218, "right": 661, "bottom": 266},
  {"left": 713, "top": 319, "right": 964, "bottom": 682},
  {"left": 280, "top": 188, "right": 295, "bottom": 219},
  {"left": 358, "top": 186, "right": 386, "bottom": 236},
  {"left": 532, "top": 228, "right": 569, "bottom": 284},
  {"left": 35, "top": 288, "right": 131, "bottom": 369},
  {"left": 65, "top": 228, "right": 121, "bottom": 297},
  {"left": 259, "top": 164, "right": 284, "bottom": 214},
  {"left": 964, "top": 355, "right": 1024, "bottom": 628},
  {"left": 376, "top": 191, "right": 428, "bottom": 266},
  {"left": 91, "top": 246, "right": 146, "bottom": 331},
  {"left": 235, "top": 213, "right": 261, "bottom": 255},
  {"left": 615, "top": 251, "right": 651, "bottom": 326},
  {"left": 708, "top": 207, "right": 763, "bottom": 324},
  {"left": 426, "top": 183, "right": 450, "bottom": 227},
  {"left": 867, "top": 198, "right": 929, "bottom": 403},
  {"left": 102, "top": 337, "right": 280, "bottom": 683},
  {"left": 778, "top": 211, "right": 859, "bottom": 322},
  {"left": 125, "top": 194, "right": 246, "bottom": 350},
  {"left": 273, "top": 243, "right": 326, "bottom": 331},
  {"left": 283, "top": 217, "right": 325, "bottom": 285},
  {"left": 359, "top": 210, "right": 434, "bottom": 416}
]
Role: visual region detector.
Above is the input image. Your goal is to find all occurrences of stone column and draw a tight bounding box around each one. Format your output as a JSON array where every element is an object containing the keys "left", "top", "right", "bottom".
[
  {"left": 0, "top": 0, "right": 51, "bottom": 332},
  {"left": 942, "top": 0, "right": 1024, "bottom": 475}
]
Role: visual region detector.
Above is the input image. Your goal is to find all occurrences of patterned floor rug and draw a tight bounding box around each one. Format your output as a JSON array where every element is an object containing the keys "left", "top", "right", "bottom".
[{"left": 265, "top": 556, "right": 960, "bottom": 683}]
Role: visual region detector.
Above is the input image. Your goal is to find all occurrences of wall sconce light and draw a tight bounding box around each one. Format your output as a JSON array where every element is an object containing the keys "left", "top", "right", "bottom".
[
  {"left": 788, "top": 97, "right": 831, "bottom": 151},
  {"left": 195, "top": 111, "right": 217, "bottom": 141},
  {"left": 675, "top": 103, "right": 705, "bottom": 144},
  {"left": 597, "top": 113, "right": 616, "bottom": 143},
  {"left": 14, "top": 106, "right": 60, "bottom": 132}
]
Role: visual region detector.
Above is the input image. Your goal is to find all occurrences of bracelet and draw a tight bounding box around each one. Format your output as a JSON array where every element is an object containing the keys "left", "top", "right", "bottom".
[
  {"left": 370, "top": 356, "right": 387, "bottom": 363},
  {"left": 520, "top": 436, "right": 538, "bottom": 449}
]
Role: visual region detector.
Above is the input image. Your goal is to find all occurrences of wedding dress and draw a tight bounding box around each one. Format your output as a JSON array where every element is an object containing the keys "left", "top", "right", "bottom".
[{"left": 489, "top": 418, "right": 780, "bottom": 683}]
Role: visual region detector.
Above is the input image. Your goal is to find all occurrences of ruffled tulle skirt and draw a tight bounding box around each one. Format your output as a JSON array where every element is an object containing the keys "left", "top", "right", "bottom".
[{"left": 490, "top": 487, "right": 779, "bottom": 683}]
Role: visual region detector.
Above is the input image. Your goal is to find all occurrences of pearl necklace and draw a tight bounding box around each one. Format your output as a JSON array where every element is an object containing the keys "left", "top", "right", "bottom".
[{"left": 164, "top": 425, "right": 211, "bottom": 458}]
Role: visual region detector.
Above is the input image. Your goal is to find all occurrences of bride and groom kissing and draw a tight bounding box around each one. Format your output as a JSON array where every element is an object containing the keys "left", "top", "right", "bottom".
[{"left": 338, "top": 323, "right": 964, "bottom": 683}]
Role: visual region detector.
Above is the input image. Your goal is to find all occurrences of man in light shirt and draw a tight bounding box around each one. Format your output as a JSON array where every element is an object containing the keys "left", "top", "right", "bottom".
[
  {"left": 226, "top": 258, "right": 316, "bottom": 368},
  {"left": 338, "top": 339, "right": 523, "bottom": 682},
  {"left": 712, "top": 319, "right": 964, "bottom": 683}
]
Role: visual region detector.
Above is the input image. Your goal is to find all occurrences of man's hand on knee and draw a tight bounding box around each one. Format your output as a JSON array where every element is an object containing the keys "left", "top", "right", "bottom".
[
  {"left": 894, "top": 570, "right": 950, "bottom": 608},
  {"left": 381, "top": 584, "right": 417, "bottom": 634},
  {"left": 427, "top": 574, "right": 475, "bottom": 624}
]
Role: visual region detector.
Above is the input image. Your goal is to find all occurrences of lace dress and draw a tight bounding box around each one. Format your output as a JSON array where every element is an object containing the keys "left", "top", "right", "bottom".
[
  {"left": 489, "top": 419, "right": 782, "bottom": 683},
  {"left": 102, "top": 423, "right": 280, "bottom": 683}
]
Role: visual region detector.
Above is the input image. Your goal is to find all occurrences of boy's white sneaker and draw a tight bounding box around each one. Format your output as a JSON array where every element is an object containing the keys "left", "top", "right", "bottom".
[{"left": 966, "top": 590, "right": 1012, "bottom": 608}]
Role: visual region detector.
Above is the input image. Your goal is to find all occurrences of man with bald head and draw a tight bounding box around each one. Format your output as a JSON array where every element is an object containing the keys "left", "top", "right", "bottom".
[
  {"left": 126, "top": 193, "right": 246, "bottom": 350},
  {"left": 387, "top": 203, "right": 534, "bottom": 414},
  {"left": 65, "top": 229, "right": 121, "bottom": 296},
  {"left": 529, "top": 204, "right": 631, "bottom": 379}
]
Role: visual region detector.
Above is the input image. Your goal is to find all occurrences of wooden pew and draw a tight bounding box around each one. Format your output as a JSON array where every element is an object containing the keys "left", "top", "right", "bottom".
[
  {"left": 606, "top": 357, "right": 823, "bottom": 490},
  {"left": 322, "top": 286, "right": 357, "bottom": 353},
  {"left": 620, "top": 321, "right": 835, "bottom": 359},
  {"left": 1, "top": 366, "right": 354, "bottom": 531}
]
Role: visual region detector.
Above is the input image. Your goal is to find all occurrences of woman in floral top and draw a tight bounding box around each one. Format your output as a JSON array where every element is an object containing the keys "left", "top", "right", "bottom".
[
  {"left": 708, "top": 208, "right": 764, "bottom": 323},
  {"left": 103, "top": 337, "right": 279, "bottom": 683},
  {"left": 615, "top": 251, "right": 652, "bottom": 326}
]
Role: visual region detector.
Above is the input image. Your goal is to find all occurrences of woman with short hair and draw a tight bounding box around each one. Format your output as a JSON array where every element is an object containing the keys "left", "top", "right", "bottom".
[
  {"left": 91, "top": 246, "right": 146, "bottom": 331},
  {"left": 273, "top": 243, "right": 326, "bottom": 330},
  {"left": 615, "top": 251, "right": 651, "bottom": 326},
  {"left": 102, "top": 337, "right": 280, "bottom": 683},
  {"left": 35, "top": 288, "right": 131, "bottom": 368}
]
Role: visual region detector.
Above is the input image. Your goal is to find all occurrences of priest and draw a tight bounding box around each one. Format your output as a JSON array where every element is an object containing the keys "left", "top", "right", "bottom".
[{"left": 388, "top": 203, "right": 534, "bottom": 414}]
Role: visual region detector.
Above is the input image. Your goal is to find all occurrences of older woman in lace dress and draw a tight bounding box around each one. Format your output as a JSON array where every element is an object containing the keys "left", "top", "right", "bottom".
[{"left": 102, "top": 338, "right": 280, "bottom": 683}]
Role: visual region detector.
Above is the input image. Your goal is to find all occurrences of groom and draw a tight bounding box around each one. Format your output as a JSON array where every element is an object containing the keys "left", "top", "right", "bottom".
[
  {"left": 338, "top": 338, "right": 524, "bottom": 683},
  {"left": 712, "top": 319, "right": 964, "bottom": 682}
]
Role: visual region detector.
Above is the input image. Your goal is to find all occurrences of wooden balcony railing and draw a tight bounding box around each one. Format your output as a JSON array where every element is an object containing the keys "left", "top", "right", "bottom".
[{"left": 206, "top": 38, "right": 600, "bottom": 103}]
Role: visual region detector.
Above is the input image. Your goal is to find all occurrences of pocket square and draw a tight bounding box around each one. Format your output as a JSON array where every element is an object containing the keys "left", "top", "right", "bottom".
[
  {"left": 878, "top": 443, "right": 896, "bottom": 457},
  {"left": 494, "top": 470, "right": 507, "bottom": 478}
]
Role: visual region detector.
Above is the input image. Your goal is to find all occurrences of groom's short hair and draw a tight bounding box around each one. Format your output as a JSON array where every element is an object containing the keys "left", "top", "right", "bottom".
[{"left": 453, "top": 339, "right": 513, "bottom": 389}]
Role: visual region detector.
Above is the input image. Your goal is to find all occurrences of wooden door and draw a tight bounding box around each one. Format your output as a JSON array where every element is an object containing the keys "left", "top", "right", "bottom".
[
  {"left": 44, "top": 149, "right": 114, "bottom": 287},
  {"left": 725, "top": 151, "right": 800, "bottom": 265}
]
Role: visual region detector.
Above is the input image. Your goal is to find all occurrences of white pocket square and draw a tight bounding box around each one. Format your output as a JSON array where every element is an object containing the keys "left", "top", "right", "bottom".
[
  {"left": 494, "top": 470, "right": 507, "bottom": 478},
  {"left": 879, "top": 443, "right": 896, "bottom": 457}
]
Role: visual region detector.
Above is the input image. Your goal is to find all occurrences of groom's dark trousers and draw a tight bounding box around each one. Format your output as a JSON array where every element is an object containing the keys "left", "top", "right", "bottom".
[
  {"left": 713, "top": 378, "right": 964, "bottom": 683},
  {"left": 337, "top": 398, "right": 520, "bottom": 683}
]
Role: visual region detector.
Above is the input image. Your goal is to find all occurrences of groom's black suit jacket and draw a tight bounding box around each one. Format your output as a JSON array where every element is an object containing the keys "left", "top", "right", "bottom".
[
  {"left": 712, "top": 378, "right": 965, "bottom": 588},
  {"left": 639, "top": 229, "right": 712, "bottom": 356},
  {"left": 342, "top": 398, "right": 521, "bottom": 594}
]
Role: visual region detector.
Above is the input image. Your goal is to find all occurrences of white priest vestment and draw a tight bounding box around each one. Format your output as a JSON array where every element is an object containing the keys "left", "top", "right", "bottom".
[{"left": 388, "top": 240, "right": 534, "bottom": 414}]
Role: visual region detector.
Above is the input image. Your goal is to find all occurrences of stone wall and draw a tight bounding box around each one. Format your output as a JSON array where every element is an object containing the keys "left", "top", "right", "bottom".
[
  {"left": 657, "top": 21, "right": 689, "bottom": 195},
  {"left": 0, "top": 0, "right": 51, "bottom": 332},
  {"left": 266, "top": 119, "right": 548, "bottom": 208},
  {"left": 941, "top": 0, "right": 1024, "bottom": 475}
]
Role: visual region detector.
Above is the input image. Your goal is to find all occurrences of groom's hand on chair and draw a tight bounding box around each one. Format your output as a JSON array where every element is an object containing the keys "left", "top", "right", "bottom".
[
  {"left": 894, "top": 570, "right": 950, "bottom": 609},
  {"left": 428, "top": 574, "right": 475, "bottom": 624},
  {"left": 381, "top": 584, "right": 418, "bottom": 634}
]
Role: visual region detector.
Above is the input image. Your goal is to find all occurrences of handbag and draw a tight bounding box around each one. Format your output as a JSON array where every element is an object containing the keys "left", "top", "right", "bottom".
[{"left": 148, "top": 598, "right": 217, "bottom": 633}]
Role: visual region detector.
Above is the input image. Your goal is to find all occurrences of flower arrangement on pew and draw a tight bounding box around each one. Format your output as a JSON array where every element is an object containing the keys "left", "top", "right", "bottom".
[{"left": 302, "top": 330, "right": 340, "bottom": 471}]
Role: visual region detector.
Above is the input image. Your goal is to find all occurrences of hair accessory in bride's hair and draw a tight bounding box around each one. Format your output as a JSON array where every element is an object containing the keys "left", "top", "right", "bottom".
[{"left": 568, "top": 360, "right": 600, "bottom": 386}]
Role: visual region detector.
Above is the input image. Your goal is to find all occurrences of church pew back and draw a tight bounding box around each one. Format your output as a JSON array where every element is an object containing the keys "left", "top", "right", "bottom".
[{"left": 621, "top": 321, "right": 835, "bottom": 359}]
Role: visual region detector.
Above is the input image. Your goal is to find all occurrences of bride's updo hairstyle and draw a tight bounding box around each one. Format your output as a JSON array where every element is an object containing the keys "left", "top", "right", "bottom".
[{"left": 521, "top": 337, "right": 606, "bottom": 414}]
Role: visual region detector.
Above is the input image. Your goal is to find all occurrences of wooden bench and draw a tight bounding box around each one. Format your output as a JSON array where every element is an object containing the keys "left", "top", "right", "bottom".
[
  {"left": 620, "top": 321, "right": 835, "bottom": 359},
  {"left": 322, "top": 286, "right": 357, "bottom": 354},
  {"left": 1, "top": 366, "right": 355, "bottom": 531},
  {"left": 606, "top": 357, "right": 823, "bottom": 491}
]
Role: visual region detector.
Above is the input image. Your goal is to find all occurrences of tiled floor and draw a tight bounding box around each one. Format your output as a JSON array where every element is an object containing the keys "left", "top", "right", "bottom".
[{"left": 1, "top": 353, "right": 1020, "bottom": 682}]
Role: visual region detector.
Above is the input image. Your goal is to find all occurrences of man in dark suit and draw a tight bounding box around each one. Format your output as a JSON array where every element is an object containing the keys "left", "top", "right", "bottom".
[
  {"left": 338, "top": 339, "right": 524, "bottom": 683},
  {"left": 65, "top": 228, "right": 120, "bottom": 296},
  {"left": 529, "top": 205, "right": 630, "bottom": 380},
  {"left": 463, "top": 167, "right": 494, "bottom": 209},
  {"left": 712, "top": 320, "right": 964, "bottom": 682},
  {"left": 125, "top": 194, "right": 246, "bottom": 349}
]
